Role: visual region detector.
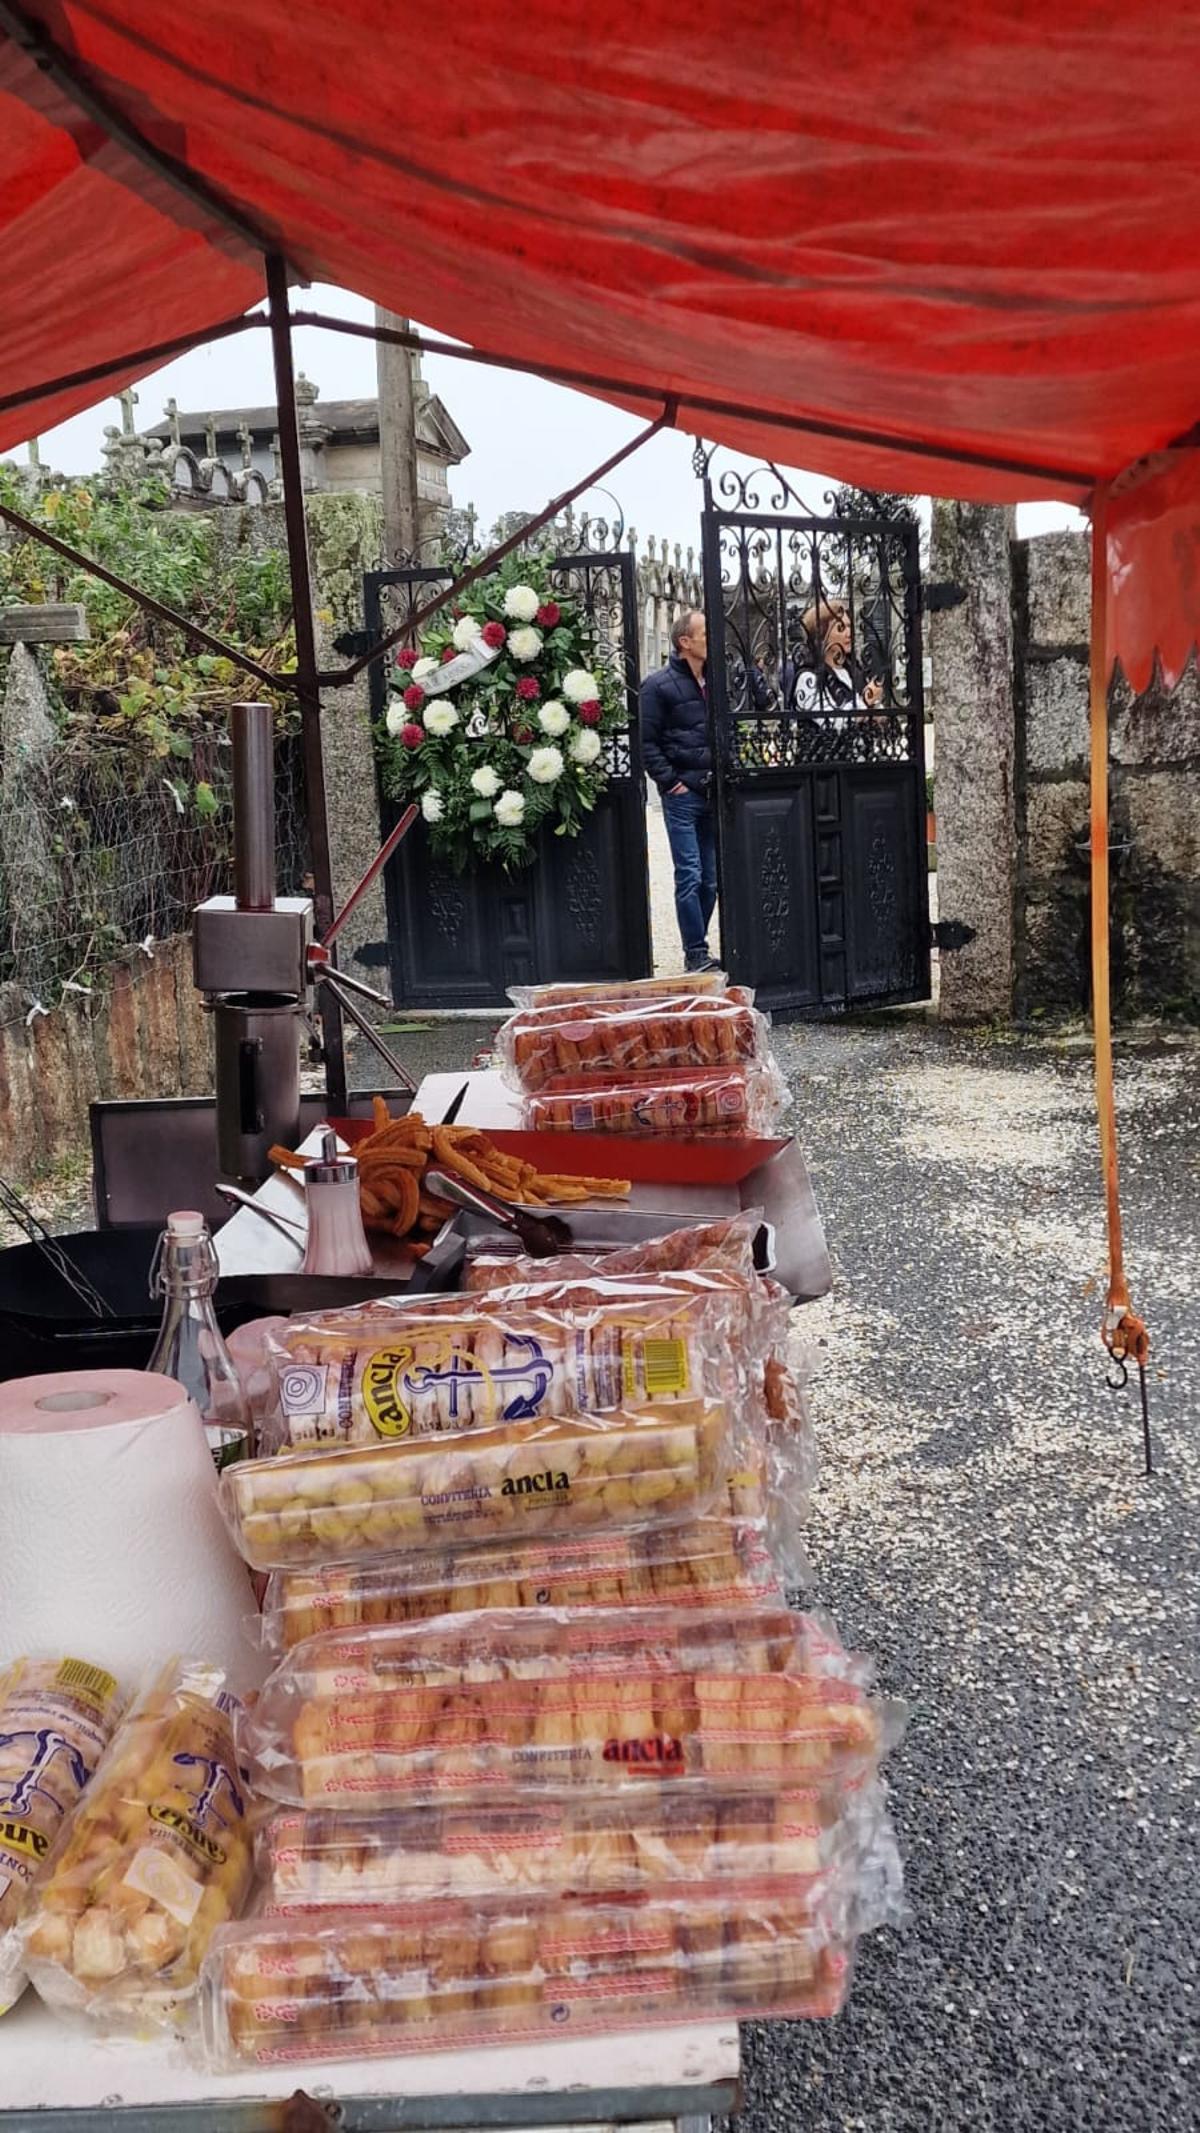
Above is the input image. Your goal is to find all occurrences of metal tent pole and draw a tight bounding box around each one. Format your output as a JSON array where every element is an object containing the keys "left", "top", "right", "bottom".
[{"left": 264, "top": 253, "right": 347, "bottom": 1110}]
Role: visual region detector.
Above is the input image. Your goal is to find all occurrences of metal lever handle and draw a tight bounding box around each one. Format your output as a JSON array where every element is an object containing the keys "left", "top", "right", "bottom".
[
  {"left": 316, "top": 972, "right": 417, "bottom": 1093},
  {"left": 306, "top": 945, "right": 392, "bottom": 1009}
]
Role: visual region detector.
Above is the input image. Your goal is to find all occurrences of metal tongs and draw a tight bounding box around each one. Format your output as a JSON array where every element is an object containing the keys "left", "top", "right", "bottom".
[{"left": 424, "top": 1169, "right": 573, "bottom": 1259}]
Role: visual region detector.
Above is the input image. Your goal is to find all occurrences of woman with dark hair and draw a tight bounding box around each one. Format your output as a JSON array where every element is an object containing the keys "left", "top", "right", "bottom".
[{"left": 787, "top": 599, "right": 883, "bottom": 713}]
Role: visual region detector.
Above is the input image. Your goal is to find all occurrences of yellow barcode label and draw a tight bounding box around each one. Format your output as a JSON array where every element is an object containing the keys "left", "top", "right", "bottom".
[
  {"left": 622, "top": 1335, "right": 690, "bottom": 1401},
  {"left": 56, "top": 1659, "right": 118, "bottom": 1706}
]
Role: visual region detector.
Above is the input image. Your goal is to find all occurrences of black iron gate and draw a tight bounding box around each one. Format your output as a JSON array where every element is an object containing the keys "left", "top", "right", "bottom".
[
  {"left": 363, "top": 543, "right": 651, "bottom": 1007},
  {"left": 698, "top": 453, "right": 931, "bottom": 1014}
]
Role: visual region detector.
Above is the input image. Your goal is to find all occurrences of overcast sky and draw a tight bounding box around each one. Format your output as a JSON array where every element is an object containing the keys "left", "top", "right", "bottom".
[{"left": 14, "top": 284, "right": 1083, "bottom": 553}]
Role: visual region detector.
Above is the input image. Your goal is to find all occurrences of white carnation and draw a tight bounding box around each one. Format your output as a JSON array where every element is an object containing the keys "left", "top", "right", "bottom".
[
  {"left": 493, "top": 789, "right": 526, "bottom": 827},
  {"left": 563, "top": 668, "right": 600, "bottom": 704},
  {"left": 537, "top": 701, "right": 570, "bottom": 736},
  {"left": 412, "top": 656, "right": 438, "bottom": 682},
  {"left": 507, "top": 625, "right": 543, "bottom": 663},
  {"left": 420, "top": 789, "right": 445, "bottom": 822},
  {"left": 527, "top": 745, "right": 564, "bottom": 785},
  {"left": 470, "top": 764, "right": 501, "bottom": 798},
  {"left": 569, "top": 727, "right": 603, "bottom": 766},
  {"left": 452, "top": 615, "right": 481, "bottom": 650},
  {"left": 423, "top": 699, "right": 459, "bottom": 737},
  {"left": 503, "top": 584, "right": 540, "bottom": 622},
  {"left": 385, "top": 703, "right": 408, "bottom": 736}
]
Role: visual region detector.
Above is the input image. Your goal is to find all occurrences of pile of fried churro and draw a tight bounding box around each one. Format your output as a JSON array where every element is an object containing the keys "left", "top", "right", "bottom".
[{"left": 270, "top": 1102, "right": 629, "bottom": 1248}]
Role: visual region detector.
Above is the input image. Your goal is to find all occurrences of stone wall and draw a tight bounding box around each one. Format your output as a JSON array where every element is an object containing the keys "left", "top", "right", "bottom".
[
  {"left": 0, "top": 935, "right": 210, "bottom": 1184},
  {"left": 929, "top": 508, "right": 1200, "bottom": 1022}
]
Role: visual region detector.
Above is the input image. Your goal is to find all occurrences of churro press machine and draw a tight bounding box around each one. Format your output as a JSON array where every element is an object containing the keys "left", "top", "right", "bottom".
[{"left": 192, "top": 702, "right": 413, "bottom": 1184}]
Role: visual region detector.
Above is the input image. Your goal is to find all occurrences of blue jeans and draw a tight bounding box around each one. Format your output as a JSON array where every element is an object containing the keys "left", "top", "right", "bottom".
[{"left": 662, "top": 787, "right": 718, "bottom": 966}]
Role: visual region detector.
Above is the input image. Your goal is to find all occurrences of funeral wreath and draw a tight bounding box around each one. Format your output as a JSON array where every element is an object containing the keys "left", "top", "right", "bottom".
[{"left": 378, "top": 556, "right": 622, "bottom": 872}]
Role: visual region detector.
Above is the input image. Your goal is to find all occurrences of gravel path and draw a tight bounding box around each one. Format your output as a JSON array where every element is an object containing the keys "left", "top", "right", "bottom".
[{"left": 738, "top": 1022, "right": 1199, "bottom": 2132}]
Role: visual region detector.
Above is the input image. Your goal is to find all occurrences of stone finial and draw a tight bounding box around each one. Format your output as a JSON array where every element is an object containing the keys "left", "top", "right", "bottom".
[
  {"left": 204, "top": 415, "right": 218, "bottom": 460},
  {"left": 464, "top": 502, "right": 478, "bottom": 543},
  {"left": 647, "top": 534, "right": 657, "bottom": 561},
  {"left": 294, "top": 371, "right": 319, "bottom": 408},
  {"left": 269, "top": 435, "right": 284, "bottom": 499},
  {"left": 118, "top": 387, "right": 138, "bottom": 436},
  {"left": 26, "top": 438, "right": 40, "bottom": 467},
  {"left": 165, "top": 397, "right": 181, "bottom": 445},
  {"left": 236, "top": 418, "right": 254, "bottom": 468},
  {"left": 674, "top": 542, "right": 682, "bottom": 567}
]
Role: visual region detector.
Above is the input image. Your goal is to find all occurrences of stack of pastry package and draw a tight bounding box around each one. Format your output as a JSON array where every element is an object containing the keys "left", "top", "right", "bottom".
[
  {"left": 497, "top": 973, "right": 788, "bottom": 1138},
  {"left": 199, "top": 1209, "right": 905, "bottom": 2071},
  {"left": 2, "top": 1656, "right": 255, "bottom": 2037}
]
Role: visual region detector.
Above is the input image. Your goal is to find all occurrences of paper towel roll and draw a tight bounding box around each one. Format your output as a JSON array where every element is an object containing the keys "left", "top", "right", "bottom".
[{"left": 0, "top": 1370, "right": 261, "bottom": 1694}]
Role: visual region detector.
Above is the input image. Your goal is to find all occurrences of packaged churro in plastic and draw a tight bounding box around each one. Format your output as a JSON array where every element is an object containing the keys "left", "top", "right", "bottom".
[
  {"left": 466, "top": 1213, "right": 763, "bottom": 1293},
  {"left": 261, "top": 1285, "right": 735, "bottom": 1452},
  {"left": 254, "top": 1784, "right": 869, "bottom": 1910},
  {"left": 23, "top": 1662, "right": 253, "bottom": 2032},
  {"left": 221, "top": 1401, "right": 733, "bottom": 1572},
  {"left": 510, "top": 973, "right": 734, "bottom": 1008},
  {"left": 524, "top": 1061, "right": 787, "bottom": 1139},
  {"left": 201, "top": 1886, "right": 849, "bottom": 2068},
  {"left": 258, "top": 1491, "right": 788, "bottom": 1651},
  {"left": 239, "top": 1606, "right": 892, "bottom": 1811},
  {"left": 500, "top": 990, "right": 770, "bottom": 1094},
  {"left": 0, "top": 1657, "right": 124, "bottom": 2015}
]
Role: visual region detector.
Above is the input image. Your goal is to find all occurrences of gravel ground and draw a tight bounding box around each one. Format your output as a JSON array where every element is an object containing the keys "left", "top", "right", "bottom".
[{"left": 736, "top": 1021, "right": 1199, "bottom": 2133}]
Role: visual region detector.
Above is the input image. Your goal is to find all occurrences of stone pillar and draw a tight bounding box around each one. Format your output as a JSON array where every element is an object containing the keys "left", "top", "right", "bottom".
[
  {"left": 0, "top": 643, "right": 63, "bottom": 986},
  {"left": 928, "top": 500, "right": 1017, "bottom": 1019},
  {"left": 305, "top": 494, "right": 392, "bottom": 1041}
]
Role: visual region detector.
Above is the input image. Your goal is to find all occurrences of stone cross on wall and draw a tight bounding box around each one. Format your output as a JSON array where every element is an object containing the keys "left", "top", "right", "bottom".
[
  {"left": 118, "top": 388, "right": 138, "bottom": 436},
  {"left": 164, "top": 398, "right": 181, "bottom": 445},
  {"left": 204, "top": 415, "right": 218, "bottom": 461},
  {"left": 236, "top": 419, "right": 254, "bottom": 469}
]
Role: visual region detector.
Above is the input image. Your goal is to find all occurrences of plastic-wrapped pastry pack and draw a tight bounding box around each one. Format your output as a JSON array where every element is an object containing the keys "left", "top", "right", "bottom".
[
  {"left": 524, "top": 1062, "right": 786, "bottom": 1139},
  {"left": 200, "top": 1886, "right": 849, "bottom": 2068},
  {"left": 220, "top": 1400, "right": 734, "bottom": 1573},
  {"left": 500, "top": 989, "right": 769, "bottom": 1093},
  {"left": 256, "top": 1460, "right": 794, "bottom": 1650},
  {"left": 254, "top": 1776, "right": 903, "bottom": 1918},
  {"left": 0, "top": 1656, "right": 124, "bottom": 2015},
  {"left": 510, "top": 975, "right": 732, "bottom": 1008},
  {"left": 239, "top": 1607, "right": 894, "bottom": 1811},
  {"left": 258, "top": 1284, "right": 742, "bottom": 1453},
  {"left": 22, "top": 1662, "right": 253, "bottom": 2032}
]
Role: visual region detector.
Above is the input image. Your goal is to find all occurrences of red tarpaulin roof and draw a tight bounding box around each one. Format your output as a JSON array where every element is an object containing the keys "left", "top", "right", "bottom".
[{"left": 5, "top": 0, "right": 1200, "bottom": 515}]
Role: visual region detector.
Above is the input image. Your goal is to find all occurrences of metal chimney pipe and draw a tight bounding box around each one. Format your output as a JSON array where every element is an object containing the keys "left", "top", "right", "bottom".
[{"left": 231, "top": 701, "right": 275, "bottom": 912}]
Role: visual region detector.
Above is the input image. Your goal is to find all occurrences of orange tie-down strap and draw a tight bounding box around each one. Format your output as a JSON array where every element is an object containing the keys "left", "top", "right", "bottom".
[{"left": 1091, "top": 485, "right": 1150, "bottom": 1373}]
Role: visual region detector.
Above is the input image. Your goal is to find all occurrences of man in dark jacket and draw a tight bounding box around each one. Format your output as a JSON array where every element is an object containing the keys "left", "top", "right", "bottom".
[{"left": 640, "top": 608, "right": 720, "bottom": 972}]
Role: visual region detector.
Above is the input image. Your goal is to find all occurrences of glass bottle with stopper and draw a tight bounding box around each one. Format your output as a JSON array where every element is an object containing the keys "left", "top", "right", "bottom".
[
  {"left": 301, "top": 1130, "right": 374, "bottom": 1278},
  {"left": 147, "top": 1211, "right": 249, "bottom": 1468}
]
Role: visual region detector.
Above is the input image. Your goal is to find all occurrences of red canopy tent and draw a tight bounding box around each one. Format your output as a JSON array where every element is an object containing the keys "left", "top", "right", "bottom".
[{"left": 2, "top": 0, "right": 1186, "bottom": 1388}]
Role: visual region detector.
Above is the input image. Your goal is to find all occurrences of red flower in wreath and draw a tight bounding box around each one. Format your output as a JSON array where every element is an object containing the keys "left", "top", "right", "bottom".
[
  {"left": 400, "top": 722, "right": 425, "bottom": 749},
  {"left": 515, "top": 675, "right": 541, "bottom": 702},
  {"left": 578, "top": 700, "right": 602, "bottom": 726},
  {"left": 512, "top": 724, "right": 534, "bottom": 745},
  {"left": 402, "top": 683, "right": 425, "bottom": 710},
  {"left": 441, "top": 644, "right": 458, "bottom": 663},
  {"left": 536, "top": 601, "right": 561, "bottom": 629},
  {"left": 395, "top": 647, "right": 418, "bottom": 670},
  {"left": 481, "top": 620, "right": 506, "bottom": 649}
]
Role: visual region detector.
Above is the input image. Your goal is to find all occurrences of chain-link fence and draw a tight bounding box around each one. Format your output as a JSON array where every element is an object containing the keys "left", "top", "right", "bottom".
[{"left": 0, "top": 727, "right": 309, "bottom": 1017}]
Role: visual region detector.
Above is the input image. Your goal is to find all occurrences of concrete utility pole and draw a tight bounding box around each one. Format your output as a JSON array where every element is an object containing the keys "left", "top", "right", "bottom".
[{"left": 374, "top": 306, "right": 420, "bottom": 563}]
